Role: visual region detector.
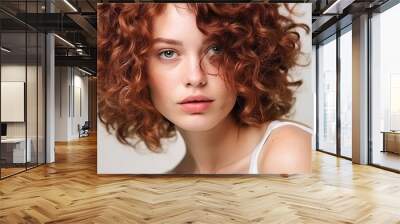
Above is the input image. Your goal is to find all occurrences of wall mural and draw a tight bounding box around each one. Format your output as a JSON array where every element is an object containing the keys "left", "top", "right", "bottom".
[{"left": 97, "top": 3, "right": 313, "bottom": 174}]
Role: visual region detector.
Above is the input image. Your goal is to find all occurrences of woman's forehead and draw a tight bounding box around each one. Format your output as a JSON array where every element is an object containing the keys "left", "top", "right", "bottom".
[
  {"left": 171, "top": 3, "right": 192, "bottom": 12},
  {"left": 151, "top": 4, "right": 204, "bottom": 43},
  {"left": 157, "top": 3, "right": 195, "bottom": 20}
]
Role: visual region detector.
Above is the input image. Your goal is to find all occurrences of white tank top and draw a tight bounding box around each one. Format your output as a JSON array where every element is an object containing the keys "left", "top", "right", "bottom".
[{"left": 248, "top": 120, "right": 313, "bottom": 174}]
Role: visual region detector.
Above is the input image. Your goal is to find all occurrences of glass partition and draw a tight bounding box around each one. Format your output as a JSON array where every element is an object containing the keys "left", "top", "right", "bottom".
[
  {"left": 38, "top": 32, "right": 45, "bottom": 165},
  {"left": 339, "top": 27, "right": 352, "bottom": 158},
  {"left": 1, "top": 31, "right": 28, "bottom": 178},
  {"left": 371, "top": 3, "right": 400, "bottom": 171},
  {"left": 0, "top": 0, "right": 46, "bottom": 179},
  {"left": 317, "top": 35, "right": 337, "bottom": 155},
  {"left": 27, "top": 31, "right": 38, "bottom": 169}
]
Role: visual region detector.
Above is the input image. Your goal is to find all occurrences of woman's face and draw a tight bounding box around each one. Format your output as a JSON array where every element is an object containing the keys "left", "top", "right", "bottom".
[{"left": 146, "top": 4, "right": 237, "bottom": 132}]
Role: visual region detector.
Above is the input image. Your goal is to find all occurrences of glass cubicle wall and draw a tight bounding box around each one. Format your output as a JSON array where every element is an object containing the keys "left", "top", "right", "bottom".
[
  {"left": 0, "top": 0, "right": 46, "bottom": 179},
  {"left": 370, "top": 2, "right": 400, "bottom": 171},
  {"left": 0, "top": 30, "right": 27, "bottom": 177}
]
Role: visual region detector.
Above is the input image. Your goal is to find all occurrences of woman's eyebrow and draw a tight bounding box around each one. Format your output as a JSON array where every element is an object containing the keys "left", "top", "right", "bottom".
[{"left": 152, "top": 38, "right": 183, "bottom": 46}]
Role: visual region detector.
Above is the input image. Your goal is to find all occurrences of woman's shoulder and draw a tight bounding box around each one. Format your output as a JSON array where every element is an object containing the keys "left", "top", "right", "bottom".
[{"left": 257, "top": 120, "right": 312, "bottom": 174}]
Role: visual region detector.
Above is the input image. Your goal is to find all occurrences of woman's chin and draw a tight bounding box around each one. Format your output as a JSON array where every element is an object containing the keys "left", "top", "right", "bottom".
[{"left": 174, "top": 117, "right": 220, "bottom": 132}]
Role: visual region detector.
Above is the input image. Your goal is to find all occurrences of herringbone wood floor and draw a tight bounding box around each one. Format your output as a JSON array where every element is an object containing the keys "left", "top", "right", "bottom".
[{"left": 1, "top": 134, "right": 400, "bottom": 223}]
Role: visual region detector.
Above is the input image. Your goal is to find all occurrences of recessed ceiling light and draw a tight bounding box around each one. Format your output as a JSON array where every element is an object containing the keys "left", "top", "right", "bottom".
[
  {"left": 63, "top": 0, "right": 78, "bottom": 12},
  {"left": 1, "top": 47, "right": 11, "bottom": 53},
  {"left": 54, "top": 34, "right": 75, "bottom": 48},
  {"left": 77, "top": 67, "right": 93, "bottom": 76},
  {"left": 322, "top": 0, "right": 355, "bottom": 15}
]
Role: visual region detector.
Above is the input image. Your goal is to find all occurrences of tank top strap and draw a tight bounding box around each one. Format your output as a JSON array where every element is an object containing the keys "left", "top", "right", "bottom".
[{"left": 248, "top": 120, "right": 312, "bottom": 174}]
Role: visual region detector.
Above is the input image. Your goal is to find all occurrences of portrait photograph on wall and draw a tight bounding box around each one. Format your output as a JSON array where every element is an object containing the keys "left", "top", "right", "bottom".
[{"left": 97, "top": 2, "right": 313, "bottom": 174}]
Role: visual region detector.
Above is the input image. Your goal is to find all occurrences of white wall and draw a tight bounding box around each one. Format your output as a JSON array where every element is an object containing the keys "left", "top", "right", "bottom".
[
  {"left": 1, "top": 65, "right": 37, "bottom": 137},
  {"left": 1, "top": 65, "right": 26, "bottom": 139},
  {"left": 98, "top": 3, "right": 314, "bottom": 174},
  {"left": 54, "top": 67, "right": 89, "bottom": 141},
  {"left": 73, "top": 73, "right": 89, "bottom": 138},
  {"left": 55, "top": 67, "right": 69, "bottom": 141},
  {"left": 1, "top": 63, "right": 46, "bottom": 164}
]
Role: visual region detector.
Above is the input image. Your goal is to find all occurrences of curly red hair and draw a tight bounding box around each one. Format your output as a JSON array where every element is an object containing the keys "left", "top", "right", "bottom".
[{"left": 97, "top": 3, "right": 309, "bottom": 151}]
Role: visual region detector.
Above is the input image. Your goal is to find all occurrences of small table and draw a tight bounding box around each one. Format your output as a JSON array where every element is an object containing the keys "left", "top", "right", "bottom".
[
  {"left": 381, "top": 131, "right": 400, "bottom": 154},
  {"left": 1, "top": 138, "right": 32, "bottom": 163}
]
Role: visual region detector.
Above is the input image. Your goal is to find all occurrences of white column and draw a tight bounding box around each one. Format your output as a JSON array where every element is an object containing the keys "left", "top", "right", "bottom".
[
  {"left": 46, "top": 33, "right": 55, "bottom": 163},
  {"left": 45, "top": 0, "right": 56, "bottom": 163}
]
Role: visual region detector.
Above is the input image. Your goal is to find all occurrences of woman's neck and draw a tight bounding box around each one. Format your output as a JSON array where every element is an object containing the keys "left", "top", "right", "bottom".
[{"left": 176, "top": 115, "right": 257, "bottom": 173}]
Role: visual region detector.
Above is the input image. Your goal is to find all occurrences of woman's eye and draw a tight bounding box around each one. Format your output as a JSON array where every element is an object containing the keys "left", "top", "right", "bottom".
[
  {"left": 208, "top": 45, "right": 222, "bottom": 55},
  {"left": 159, "top": 50, "right": 177, "bottom": 59}
]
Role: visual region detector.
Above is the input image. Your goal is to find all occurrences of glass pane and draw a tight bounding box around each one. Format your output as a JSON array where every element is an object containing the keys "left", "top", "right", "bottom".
[
  {"left": 312, "top": 46, "right": 317, "bottom": 151},
  {"left": 340, "top": 29, "right": 352, "bottom": 158},
  {"left": 1, "top": 30, "right": 27, "bottom": 177},
  {"left": 318, "top": 36, "right": 337, "bottom": 154},
  {"left": 38, "top": 32, "right": 45, "bottom": 165},
  {"left": 27, "top": 31, "right": 38, "bottom": 169},
  {"left": 1, "top": 1, "right": 46, "bottom": 178},
  {"left": 371, "top": 3, "right": 400, "bottom": 171}
]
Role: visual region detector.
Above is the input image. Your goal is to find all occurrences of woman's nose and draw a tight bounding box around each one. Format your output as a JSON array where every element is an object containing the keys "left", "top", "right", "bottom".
[{"left": 184, "top": 56, "right": 208, "bottom": 88}]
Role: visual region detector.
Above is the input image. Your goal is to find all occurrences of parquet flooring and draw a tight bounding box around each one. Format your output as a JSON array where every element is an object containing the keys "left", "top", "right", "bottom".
[
  {"left": 373, "top": 151, "right": 400, "bottom": 171},
  {"left": 1, "top": 134, "right": 400, "bottom": 223},
  {"left": 1, "top": 167, "right": 25, "bottom": 178}
]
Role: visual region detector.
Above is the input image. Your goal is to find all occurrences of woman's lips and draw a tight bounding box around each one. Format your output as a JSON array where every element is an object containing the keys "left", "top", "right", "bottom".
[
  {"left": 179, "top": 100, "right": 213, "bottom": 114},
  {"left": 178, "top": 95, "right": 214, "bottom": 114}
]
